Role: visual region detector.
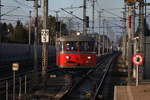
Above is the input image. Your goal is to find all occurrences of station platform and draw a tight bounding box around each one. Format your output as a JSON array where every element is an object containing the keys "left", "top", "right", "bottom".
[
  {"left": 114, "top": 85, "right": 150, "bottom": 100},
  {"left": 114, "top": 55, "right": 150, "bottom": 100}
]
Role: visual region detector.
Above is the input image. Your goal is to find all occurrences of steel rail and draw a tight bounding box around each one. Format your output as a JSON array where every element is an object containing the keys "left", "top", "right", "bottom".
[
  {"left": 59, "top": 54, "right": 111, "bottom": 100},
  {"left": 91, "top": 53, "right": 118, "bottom": 100}
]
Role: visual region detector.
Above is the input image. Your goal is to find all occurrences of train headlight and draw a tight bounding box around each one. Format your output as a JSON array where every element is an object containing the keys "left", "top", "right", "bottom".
[
  {"left": 87, "top": 56, "right": 92, "bottom": 60},
  {"left": 76, "top": 31, "right": 81, "bottom": 36},
  {"left": 66, "top": 56, "right": 71, "bottom": 59}
]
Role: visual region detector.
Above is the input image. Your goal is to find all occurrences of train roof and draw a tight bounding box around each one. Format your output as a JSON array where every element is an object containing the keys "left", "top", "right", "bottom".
[{"left": 56, "top": 35, "right": 95, "bottom": 41}]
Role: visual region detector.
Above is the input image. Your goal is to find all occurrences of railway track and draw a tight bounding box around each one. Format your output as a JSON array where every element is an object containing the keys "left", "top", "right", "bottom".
[
  {"left": 17, "top": 67, "right": 72, "bottom": 100},
  {"left": 91, "top": 53, "right": 118, "bottom": 100},
  {"left": 0, "top": 65, "right": 58, "bottom": 100},
  {"left": 0, "top": 53, "right": 119, "bottom": 100},
  {"left": 17, "top": 53, "right": 119, "bottom": 100},
  {"left": 59, "top": 53, "right": 118, "bottom": 100},
  {"left": 0, "top": 70, "right": 33, "bottom": 100}
]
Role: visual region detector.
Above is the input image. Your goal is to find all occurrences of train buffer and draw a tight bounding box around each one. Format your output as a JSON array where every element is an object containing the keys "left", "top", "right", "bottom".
[{"left": 114, "top": 84, "right": 150, "bottom": 100}]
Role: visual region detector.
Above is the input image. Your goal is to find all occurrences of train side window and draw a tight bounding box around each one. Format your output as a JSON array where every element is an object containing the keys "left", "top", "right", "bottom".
[
  {"left": 88, "top": 41, "right": 95, "bottom": 51},
  {"left": 57, "top": 41, "right": 64, "bottom": 52},
  {"left": 56, "top": 41, "right": 60, "bottom": 51},
  {"left": 60, "top": 42, "right": 64, "bottom": 51}
]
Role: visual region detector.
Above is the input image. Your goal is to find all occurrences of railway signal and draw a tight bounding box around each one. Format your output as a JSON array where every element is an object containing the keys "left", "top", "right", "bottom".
[
  {"left": 86, "top": 16, "right": 89, "bottom": 28},
  {"left": 132, "top": 54, "right": 144, "bottom": 86}
]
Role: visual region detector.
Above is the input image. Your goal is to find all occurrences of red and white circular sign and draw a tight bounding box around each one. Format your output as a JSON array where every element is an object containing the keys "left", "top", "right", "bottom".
[{"left": 132, "top": 54, "right": 144, "bottom": 66}]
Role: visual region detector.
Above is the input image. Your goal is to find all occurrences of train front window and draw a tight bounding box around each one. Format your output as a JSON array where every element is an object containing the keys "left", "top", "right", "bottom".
[
  {"left": 79, "top": 41, "right": 94, "bottom": 52},
  {"left": 62, "top": 41, "right": 95, "bottom": 52},
  {"left": 65, "top": 41, "right": 78, "bottom": 51}
]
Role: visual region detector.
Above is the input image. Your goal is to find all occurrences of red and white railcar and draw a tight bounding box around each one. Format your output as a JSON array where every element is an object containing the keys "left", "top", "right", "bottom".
[{"left": 56, "top": 35, "right": 96, "bottom": 68}]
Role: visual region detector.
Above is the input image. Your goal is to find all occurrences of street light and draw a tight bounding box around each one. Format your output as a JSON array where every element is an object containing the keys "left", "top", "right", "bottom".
[{"left": 12, "top": 63, "right": 19, "bottom": 100}]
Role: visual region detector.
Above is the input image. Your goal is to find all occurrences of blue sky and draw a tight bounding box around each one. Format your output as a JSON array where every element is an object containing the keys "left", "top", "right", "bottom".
[
  {"left": 1, "top": 0, "right": 124, "bottom": 22},
  {"left": 1, "top": 0, "right": 124, "bottom": 38}
]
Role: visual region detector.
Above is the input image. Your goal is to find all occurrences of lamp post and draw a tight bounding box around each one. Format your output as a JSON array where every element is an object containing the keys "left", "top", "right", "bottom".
[{"left": 12, "top": 63, "right": 19, "bottom": 100}]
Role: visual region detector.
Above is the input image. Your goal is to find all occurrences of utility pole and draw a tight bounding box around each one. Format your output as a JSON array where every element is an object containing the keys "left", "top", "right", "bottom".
[
  {"left": 77, "top": 22, "right": 79, "bottom": 31},
  {"left": 102, "top": 19, "right": 105, "bottom": 55},
  {"left": 128, "top": 3, "right": 134, "bottom": 39},
  {"left": 112, "top": 31, "right": 115, "bottom": 52},
  {"left": 139, "top": 1, "right": 144, "bottom": 54},
  {"left": 55, "top": 11, "right": 58, "bottom": 38},
  {"left": 57, "top": 12, "right": 61, "bottom": 37},
  {"left": 139, "top": 1, "right": 145, "bottom": 80},
  {"left": 68, "top": 18, "right": 72, "bottom": 35},
  {"left": 60, "top": 21, "right": 61, "bottom": 37},
  {"left": 70, "top": 12, "right": 73, "bottom": 35},
  {"left": 29, "top": 10, "right": 31, "bottom": 45},
  {"left": 92, "top": 0, "right": 95, "bottom": 33},
  {"left": 122, "top": 4, "right": 127, "bottom": 61},
  {"left": 83, "top": 0, "right": 87, "bottom": 34},
  {"left": 0, "top": 0, "right": 1, "bottom": 23},
  {"left": 25, "top": 0, "right": 38, "bottom": 84},
  {"left": 121, "top": 4, "right": 127, "bottom": 61},
  {"left": 42, "top": 0, "right": 48, "bottom": 84},
  {"left": 55, "top": 11, "right": 60, "bottom": 37},
  {"left": 127, "top": 2, "right": 135, "bottom": 83},
  {"left": 106, "top": 22, "right": 109, "bottom": 54},
  {"left": 0, "top": 0, "right": 1, "bottom": 42},
  {"left": 98, "top": 11, "right": 102, "bottom": 56},
  {"left": 34, "top": 0, "right": 38, "bottom": 83},
  {"left": 98, "top": 11, "right": 102, "bottom": 36},
  {"left": 55, "top": 11, "right": 59, "bottom": 21}
]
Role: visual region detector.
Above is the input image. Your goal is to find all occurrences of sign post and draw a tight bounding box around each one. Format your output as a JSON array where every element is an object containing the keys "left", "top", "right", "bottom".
[
  {"left": 41, "top": 29, "right": 49, "bottom": 85},
  {"left": 41, "top": 29, "right": 49, "bottom": 43},
  {"left": 132, "top": 54, "right": 144, "bottom": 86},
  {"left": 12, "top": 63, "right": 19, "bottom": 100},
  {"left": 136, "top": 65, "right": 139, "bottom": 86}
]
